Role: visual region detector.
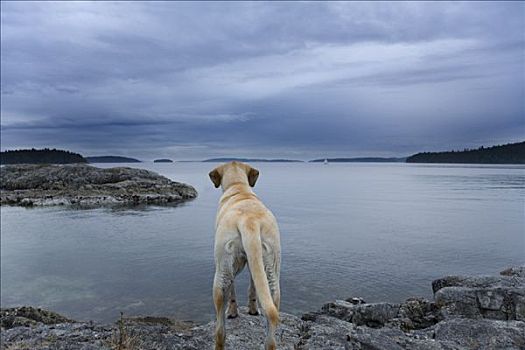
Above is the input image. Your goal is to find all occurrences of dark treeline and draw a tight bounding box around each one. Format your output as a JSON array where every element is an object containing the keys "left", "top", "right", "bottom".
[
  {"left": 406, "top": 141, "right": 525, "bottom": 164},
  {"left": 0, "top": 148, "right": 87, "bottom": 164}
]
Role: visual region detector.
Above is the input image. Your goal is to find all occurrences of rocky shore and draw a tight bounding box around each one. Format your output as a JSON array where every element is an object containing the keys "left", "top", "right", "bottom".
[
  {"left": 1, "top": 266, "right": 524, "bottom": 349},
  {"left": 0, "top": 164, "right": 197, "bottom": 207}
]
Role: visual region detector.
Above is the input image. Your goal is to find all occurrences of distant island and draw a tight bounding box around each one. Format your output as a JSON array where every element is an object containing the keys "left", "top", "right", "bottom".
[
  {"left": 154, "top": 159, "right": 173, "bottom": 163},
  {"left": 406, "top": 141, "right": 525, "bottom": 164},
  {"left": 202, "top": 158, "right": 303, "bottom": 163},
  {"left": 310, "top": 157, "right": 406, "bottom": 163},
  {"left": 0, "top": 149, "right": 86, "bottom": 164},
  {"left": 85, "top": 156, "right": 141, "bottom": 163}
]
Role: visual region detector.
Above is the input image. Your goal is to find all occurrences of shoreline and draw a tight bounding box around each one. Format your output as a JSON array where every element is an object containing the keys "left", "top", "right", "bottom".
[{"left": 2, "top": 266, "right": 524, "bottom": 349}]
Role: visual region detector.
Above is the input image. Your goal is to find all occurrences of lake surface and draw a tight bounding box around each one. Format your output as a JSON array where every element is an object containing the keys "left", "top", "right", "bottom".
[{"left": 1, "top": 162, "right": 524, "bottom": 323}]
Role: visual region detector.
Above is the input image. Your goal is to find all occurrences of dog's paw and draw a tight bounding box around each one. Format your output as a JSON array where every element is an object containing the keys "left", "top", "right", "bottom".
[
  {"left": 248, "top": 310, "right": 259, "bottom": 316},
  {"left": 226, "top": 313, "right": 239, "bottom": 319}
]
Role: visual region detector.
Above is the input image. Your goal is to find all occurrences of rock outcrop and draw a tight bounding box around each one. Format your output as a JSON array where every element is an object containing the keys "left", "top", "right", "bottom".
[
  {"left": 0, "top": 307, "right": 73, "bottom": 329},
  {"left": 0, "top": 164, "right": 197, "bottom": 207},
  {"left": 1, "top": 267, "right": 524, "bottom": 349}
]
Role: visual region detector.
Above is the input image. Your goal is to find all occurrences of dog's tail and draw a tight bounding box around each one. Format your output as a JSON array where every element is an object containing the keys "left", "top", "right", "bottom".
[{"left": 238, "top": 219, "right": 279, "bottom": 326}]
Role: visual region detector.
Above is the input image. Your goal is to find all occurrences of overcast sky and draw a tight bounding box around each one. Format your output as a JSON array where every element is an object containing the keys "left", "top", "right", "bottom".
[{"left": 1, "top": 1, "right": 524, "bottom": 160}]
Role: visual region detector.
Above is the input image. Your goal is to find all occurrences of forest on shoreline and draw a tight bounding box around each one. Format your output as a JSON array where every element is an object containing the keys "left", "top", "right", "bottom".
[{"left": 406, "top": 141, "right": 525, "bottom": 164}]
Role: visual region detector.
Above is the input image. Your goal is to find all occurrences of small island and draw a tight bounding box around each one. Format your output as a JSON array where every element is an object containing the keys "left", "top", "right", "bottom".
[
  {"left": 0, "top": 149, "right": 86, "bottom": 165},
  {"left": 406, "top": 141, "right": 525, "bottom": 164},
  {"left": 85, "top": 156, "right": 141, "bottom": 163},
  {"left": 0, "top": 164, "right": 197, "bottom": 207},
  {"left": 154, "top": 158, "right": 173, "bottom": 163}
]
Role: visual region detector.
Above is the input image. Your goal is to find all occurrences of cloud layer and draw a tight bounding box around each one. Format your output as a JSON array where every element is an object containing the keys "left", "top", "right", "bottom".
[{"left": 1, "top": 2, "right": 523, "bottom": 159}]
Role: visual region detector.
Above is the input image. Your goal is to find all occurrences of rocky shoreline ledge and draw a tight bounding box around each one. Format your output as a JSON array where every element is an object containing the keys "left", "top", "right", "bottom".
[
  {"left": 0, "top": 164, "right": 197, "bottom": 207},
  {"left": 1, "top": 267, "right": 524, "bottom": 349}
]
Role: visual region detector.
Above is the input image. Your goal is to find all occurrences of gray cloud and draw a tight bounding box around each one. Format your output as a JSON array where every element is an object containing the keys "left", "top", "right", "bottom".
[{"left": 1, "top": 1, "right": 524, "bottom": 160}]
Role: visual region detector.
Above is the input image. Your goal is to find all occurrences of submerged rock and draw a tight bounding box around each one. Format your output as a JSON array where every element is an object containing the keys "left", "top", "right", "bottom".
[
  {"left": 0, "top": 164, "right": 197, "bottom": 207},
  {"left": 1, "top": 267, "right": 524, "bottom": 349}
]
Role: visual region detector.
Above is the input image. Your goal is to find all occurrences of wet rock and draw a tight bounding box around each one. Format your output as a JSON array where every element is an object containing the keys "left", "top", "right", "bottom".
[{"left": 0, "top": 164, "right": 197, "bottom": 207}]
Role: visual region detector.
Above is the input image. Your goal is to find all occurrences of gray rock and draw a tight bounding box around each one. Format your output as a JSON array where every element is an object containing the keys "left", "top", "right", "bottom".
[
  {"left": 346, "top": 326, "right": 412, "bottom": 350},
  {"left": 0, "top": 164, "right": 197, "bottom": 207},
  {"left": 320, "top": 299, "right": 356, "bottom": 322},
  {"left": 346, "top": 297, "right": 366, "bottom": 305},
  {"left": 319, "top": 300, "right": 401, "bottom": 327},
  {"left": 396, "top": 297, "right": 441, "bottom": 331},
  {"left": 1, "top": 322, "right": 114, "bottom": 350},
  {"left": 2, "top": 308, "right": 525, "bottom": 350},
  {"left": 432, "top": 269, "right": 525, "bottom": 321},
  {"left": 0, "top": 306, "right": 73, "bottom": 329},
  {"left": 2, "top": 267, "right": 524, "bottom": 349},
  {"left": 193, "top": 308, "right": 304, "bottom": 350},
  {"left": 431, "top": 274, "right": 525, "bottom": 294},
  {"left": 434, "top": 287, "right": 481, "bottom": 319},
  {"left": 501, "top": 266, "right": 525, "bottom": 278},
  {"left": 432, "top": 318, "right": 525, "bottom": 350},
  {"left": 351, "top": 303, "right": 401, "bottom": 328},
  {"left": 319, "top": 298, "right": 438, "bottom": 331},
  {"left": 297, "top": 314, "right": 355, "bottom": 349}
]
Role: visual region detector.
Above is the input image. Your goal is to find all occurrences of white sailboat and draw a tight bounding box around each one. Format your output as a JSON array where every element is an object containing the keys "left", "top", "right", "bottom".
[{"left": 324, "top": 158, "right": 328, "bottom": 165}]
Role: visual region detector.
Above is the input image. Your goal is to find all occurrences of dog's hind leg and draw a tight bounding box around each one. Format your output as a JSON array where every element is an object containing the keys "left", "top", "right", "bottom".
[
  {"left": 226, "top": 282, "right": 239, "bottom": 319},
  {"left": 268, "top": 260, "right": 281, "bottom": 311},
  {"left": 268, "top": 276, "right": 280, "bottom": 311},
  {"left": 213, "top": 263, "right": 234, "bottom": 349},
  {"left": 247, "top": 274, "right": 259, "bottom": 315},
  {"left": 263, "top": 248, "right": 280, "bottom": 350},
  {"left": 213, "top": 278, "right": 229, "bottom": 350}
]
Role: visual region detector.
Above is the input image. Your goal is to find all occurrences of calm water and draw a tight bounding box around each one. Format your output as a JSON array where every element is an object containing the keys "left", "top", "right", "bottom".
[{"left": 1, "top": 162, "right": 524, "bottom": 323}]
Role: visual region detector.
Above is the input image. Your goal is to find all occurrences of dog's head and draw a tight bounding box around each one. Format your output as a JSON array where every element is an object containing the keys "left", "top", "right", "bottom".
[{"left": 208, "top": 161, "right": 259, "bottom": 190}]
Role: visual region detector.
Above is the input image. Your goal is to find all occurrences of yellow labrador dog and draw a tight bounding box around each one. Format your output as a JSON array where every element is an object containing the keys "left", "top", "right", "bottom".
[{"left": 209, "top": 161, "right": 281, "bottom": 350}]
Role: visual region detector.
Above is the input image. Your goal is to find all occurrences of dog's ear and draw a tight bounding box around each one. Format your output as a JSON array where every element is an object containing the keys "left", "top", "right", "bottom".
[
  {"left": 247, "top": 167, "right": 259, "bottom": 187},
  {"left": 209, "top": 168, "right": 222, "bottom": 188}
]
